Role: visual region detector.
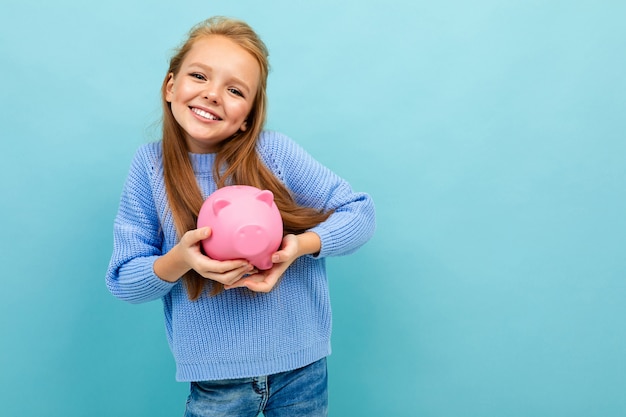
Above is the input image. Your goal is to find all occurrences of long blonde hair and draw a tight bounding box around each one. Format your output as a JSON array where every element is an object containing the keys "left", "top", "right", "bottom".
[{"left": 161, "top": 17, "right": 331, "bottom": 299}]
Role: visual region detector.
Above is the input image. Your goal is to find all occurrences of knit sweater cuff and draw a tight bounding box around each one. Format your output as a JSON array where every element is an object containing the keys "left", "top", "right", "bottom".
[
  {"left": 110, "top": 256, "right": 177, "bottom": 304},
  {"left": 308, "top": 223, "right": 344, "bottom": 259}
]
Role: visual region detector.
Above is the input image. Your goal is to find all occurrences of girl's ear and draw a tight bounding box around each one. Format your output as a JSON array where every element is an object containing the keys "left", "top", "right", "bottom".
[
  {"left": 165, "top": 73, "right": 175, "bottom": 102},
  {"left": 240, "top": 120, "right": 248, "bottom": 132}
]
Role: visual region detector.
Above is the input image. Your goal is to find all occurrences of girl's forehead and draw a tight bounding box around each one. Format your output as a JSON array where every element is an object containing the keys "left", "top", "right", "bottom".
[{"left": 186, "top": 36, "right": 253, "bottom": 63}]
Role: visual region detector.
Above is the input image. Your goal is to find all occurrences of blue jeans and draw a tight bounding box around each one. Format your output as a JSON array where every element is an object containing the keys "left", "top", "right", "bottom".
[{"left": 183, "top": 358, "right": 328, "bottom": 417}]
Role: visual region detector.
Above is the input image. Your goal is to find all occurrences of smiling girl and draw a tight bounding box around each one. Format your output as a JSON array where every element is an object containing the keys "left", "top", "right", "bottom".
[{"left": 106, "top": 16, "right": 375, "bottom": 417}]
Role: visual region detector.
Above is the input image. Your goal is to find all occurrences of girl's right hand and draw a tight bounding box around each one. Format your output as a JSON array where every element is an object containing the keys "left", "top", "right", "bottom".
[
  {"left": 180, "top": 227, "right": 257, "bottom": 285},
  {"left": 155, "top": 227, "right": 256, "bottom": 285}
]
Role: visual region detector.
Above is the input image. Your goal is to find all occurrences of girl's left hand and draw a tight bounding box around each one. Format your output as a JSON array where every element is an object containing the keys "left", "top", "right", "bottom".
[{"left": 224, "top": 234, "right": 300, "bottom": 293}]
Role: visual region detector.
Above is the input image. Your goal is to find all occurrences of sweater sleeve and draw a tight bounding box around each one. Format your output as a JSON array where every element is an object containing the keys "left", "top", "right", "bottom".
[
  {"left": 259, "top": 132, "right": 376, "bottom": 258},
  {"left": 105, "top": 146, "right": 177, "bottom": 304}
]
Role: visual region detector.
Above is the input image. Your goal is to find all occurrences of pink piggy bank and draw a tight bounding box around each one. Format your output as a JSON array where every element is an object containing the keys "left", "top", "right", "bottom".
[{"left": 197, "top": 185, "right": 283, "bottom": 270}]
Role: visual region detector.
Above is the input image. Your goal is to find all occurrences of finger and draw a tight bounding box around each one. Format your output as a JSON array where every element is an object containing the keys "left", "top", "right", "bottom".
[
  {"left": 244, "top": 280, "right": 275, "bottom": 293},
  {"left": 242, "top": 272, "right": 282, "bottom": 293},
  {"left": 223, "top": 268, "right": 259, "bottom": 289},
  {"left": 271, "top": 247, "right": 292, "bottom": 264},
  {"left": 195, "top": 227, "right": 211, "bottom": 241},
  {"left": 205, "top": 263, "right": 255, "bottom": 285},
  {"left": 224, "top": 271, "right": 262, "bottom": 290},
  {"left": 182, "top": 227, "right": 211, "bottom": 246},
  {"left": 199, "top": 258, "right": 250, "bottom": 275},
  {"left": 224, "top": 279, "right": 247, "bottom": 290}
]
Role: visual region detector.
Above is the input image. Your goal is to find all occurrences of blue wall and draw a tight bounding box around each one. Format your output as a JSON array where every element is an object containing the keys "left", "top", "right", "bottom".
[{"left": 1, "top": 1, "right": 624, "bottom": 416}]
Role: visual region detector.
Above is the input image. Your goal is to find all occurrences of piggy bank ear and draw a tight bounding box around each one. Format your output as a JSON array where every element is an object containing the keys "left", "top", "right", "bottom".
[
  {"left": 256, "top": 190, "right": 274, "bottom": 207},
  {"left": 212, "top": 199, "right": 231, "bottom": 215}
]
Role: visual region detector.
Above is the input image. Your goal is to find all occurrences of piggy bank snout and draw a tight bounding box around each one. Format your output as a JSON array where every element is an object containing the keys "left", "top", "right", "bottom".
[{"left": 234, "top": 224, "right": 271, "bottom": 256}]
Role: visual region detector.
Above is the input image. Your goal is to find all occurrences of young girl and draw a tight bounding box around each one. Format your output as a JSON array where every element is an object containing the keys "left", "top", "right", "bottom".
[{"left": 106, "top": 16, "right": 375, "bottom": 417}]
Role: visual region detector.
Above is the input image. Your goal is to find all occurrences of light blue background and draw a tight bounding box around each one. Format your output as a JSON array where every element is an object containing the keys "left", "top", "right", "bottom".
[{"left": 1, "top": 0, "right": 624, "bottom": 416}]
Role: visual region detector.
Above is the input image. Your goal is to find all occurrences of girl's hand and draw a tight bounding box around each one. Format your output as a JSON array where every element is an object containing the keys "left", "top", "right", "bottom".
[
  {"left": 225, "top": 232, "right": 321, "bottom": 293},
  {"left": 224, "top": 234, "right": 299, "bottom": 292},
  {"left": 155, "top": 227, "right": 256, "bottom": 285}
]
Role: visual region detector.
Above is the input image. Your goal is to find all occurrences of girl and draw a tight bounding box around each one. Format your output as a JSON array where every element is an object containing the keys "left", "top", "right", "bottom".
[{"left": 106, "top": 16, "right": 375, "bottom": 417}]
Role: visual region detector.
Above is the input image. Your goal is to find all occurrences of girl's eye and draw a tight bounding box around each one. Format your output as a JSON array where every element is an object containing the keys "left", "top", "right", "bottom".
[
  {"left": 228, "top": 88, "right": 244, "bottom": 98},
  {"left": 190, "top": 73, "right": 206, "bottom": 81}
]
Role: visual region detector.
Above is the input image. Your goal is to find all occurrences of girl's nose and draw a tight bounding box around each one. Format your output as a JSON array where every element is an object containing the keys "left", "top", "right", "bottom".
[{"left": 204, "top": 87, "right": 221, "bottom": 104}]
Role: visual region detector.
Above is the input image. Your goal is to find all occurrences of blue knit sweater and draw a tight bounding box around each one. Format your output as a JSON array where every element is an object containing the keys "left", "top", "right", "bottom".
[{"left": 106, "top": 131, "right": 376, "bottom": 382}]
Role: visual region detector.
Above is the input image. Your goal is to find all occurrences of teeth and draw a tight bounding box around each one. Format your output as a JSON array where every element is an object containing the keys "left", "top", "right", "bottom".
[{"left": 192, "top": 108, "right": 219, "bottom": 120}]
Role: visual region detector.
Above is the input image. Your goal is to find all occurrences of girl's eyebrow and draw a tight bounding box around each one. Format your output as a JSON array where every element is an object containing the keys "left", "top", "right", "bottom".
[
  {"left": 187, "top": 62, "right": 252, "bottom": 94},
  {"left": 187, "top": 62, "right": 212, "bottom": 71}
]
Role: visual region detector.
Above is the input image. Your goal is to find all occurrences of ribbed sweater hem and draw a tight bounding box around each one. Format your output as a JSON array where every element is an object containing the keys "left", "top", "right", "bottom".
[{"left": 175, "top": 341, "right": 331, "bottom": 382}]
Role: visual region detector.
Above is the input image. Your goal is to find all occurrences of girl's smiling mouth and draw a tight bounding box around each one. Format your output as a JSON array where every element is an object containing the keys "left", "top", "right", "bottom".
[{"left": 191, "top": 107, "right": 222, "bottom": 121}]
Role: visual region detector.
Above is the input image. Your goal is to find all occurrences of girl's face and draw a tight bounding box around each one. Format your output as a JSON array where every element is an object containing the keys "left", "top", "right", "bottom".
[{"left": 165, "top": 35, "right": 260, "bottom": 153}]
